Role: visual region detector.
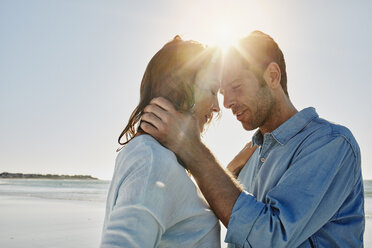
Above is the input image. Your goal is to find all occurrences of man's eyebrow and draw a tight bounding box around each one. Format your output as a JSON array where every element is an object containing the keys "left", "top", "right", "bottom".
[
  {"left": 220, "top": 78, "right": 241, "bottom": 95},
  {"left": 225, "top": 78, "right": 242, "bottom": 87}
]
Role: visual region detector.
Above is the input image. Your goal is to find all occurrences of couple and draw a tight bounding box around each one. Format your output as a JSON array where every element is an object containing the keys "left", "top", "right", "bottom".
[{"left": 101, "top": 31, "right": 365, "bottom": 247}]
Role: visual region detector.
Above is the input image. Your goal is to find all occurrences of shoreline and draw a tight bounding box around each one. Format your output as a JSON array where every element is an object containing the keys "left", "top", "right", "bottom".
[{"left": 0, "top": 172, "right": 99, "bottom": 180}]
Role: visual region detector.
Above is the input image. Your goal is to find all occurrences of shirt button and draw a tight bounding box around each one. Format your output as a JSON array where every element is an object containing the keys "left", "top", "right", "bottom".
[{"left": 261, "top": 158, "right": 265, "bottom": 163}]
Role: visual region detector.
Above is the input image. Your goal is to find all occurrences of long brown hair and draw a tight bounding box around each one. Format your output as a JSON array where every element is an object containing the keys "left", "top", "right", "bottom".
[{"left": 118, "top": 36, "right": 217, "bottom": 148}]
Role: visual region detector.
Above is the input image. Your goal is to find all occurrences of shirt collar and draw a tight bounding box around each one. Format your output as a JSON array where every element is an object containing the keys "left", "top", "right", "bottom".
[
  {"left": 252, "top": 129, "right": 264, "bottom": 147},
  {"left": 252, "top": 107, "right": 318, "bottom": 146}
]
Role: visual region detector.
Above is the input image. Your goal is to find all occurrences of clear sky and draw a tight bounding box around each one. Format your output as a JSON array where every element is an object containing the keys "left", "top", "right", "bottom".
[{"left": 1, "top": 0, "right": 371, "bottom": 180}]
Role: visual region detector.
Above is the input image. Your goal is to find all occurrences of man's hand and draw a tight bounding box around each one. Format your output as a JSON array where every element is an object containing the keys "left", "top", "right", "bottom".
[
  {"left": 140, "top": 97, "right": 202, "bottom": 166},
  {"left": 227, "top": 142, "right": 258, "bottom": 177}
]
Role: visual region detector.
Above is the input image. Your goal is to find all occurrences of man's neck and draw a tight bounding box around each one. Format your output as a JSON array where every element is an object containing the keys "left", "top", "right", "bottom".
[{"left": 259, "top": 96, "right": 298, "bottom": 135}]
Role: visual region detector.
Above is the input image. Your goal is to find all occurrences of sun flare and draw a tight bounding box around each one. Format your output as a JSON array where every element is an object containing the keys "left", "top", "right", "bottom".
[{"left": 211, "top": 23, "right": 240, "bottom": 52}]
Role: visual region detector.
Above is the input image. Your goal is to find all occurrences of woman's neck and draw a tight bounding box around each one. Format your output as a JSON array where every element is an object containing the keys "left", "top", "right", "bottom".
[{"left": 134, "top": 130, "right": 146, "bottom": 137}]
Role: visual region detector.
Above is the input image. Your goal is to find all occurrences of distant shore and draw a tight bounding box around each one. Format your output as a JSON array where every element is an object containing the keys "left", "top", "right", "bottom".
[{"left": 0, "top": 172, "right": 98, "bottom": 180}]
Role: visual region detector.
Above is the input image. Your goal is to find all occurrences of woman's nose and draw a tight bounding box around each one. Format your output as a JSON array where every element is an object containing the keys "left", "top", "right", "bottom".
[{"left": 212, "top": 99, "right": 220, "bottom": 112}]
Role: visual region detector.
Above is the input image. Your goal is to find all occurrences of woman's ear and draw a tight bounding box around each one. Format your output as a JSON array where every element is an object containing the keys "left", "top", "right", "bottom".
[{"left": 263, "top": 62, "right": 281, "bottom": 89}]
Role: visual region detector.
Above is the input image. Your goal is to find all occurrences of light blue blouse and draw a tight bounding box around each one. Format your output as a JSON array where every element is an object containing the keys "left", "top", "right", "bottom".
[{"left": 101, "top": 134, "right": 220, "bottom": 248}]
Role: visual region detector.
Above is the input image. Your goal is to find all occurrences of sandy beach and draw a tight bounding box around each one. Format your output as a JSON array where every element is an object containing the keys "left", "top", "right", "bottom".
[
  {"left": 0, "top": 195, "right": 105, "bottom": 248},
  {"left": 0, "top": 180, "right": 371, "bottom": 247},
  {"left": 1, "top": 195, "right": 371, "bottom": 247}
]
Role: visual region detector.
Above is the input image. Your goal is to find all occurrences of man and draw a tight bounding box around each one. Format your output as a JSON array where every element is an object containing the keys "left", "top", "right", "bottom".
[{"left": 141, "top": 31, "right": 364, "bottom": 247}]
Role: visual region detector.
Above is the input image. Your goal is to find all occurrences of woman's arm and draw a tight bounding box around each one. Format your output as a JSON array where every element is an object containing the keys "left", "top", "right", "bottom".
[
  {"left": 100, "top": 204, "right": 164, "bottom": 247},
  {"left": 100, "top": 148, "right": 166, "bottom": 248},
  {"left": 226, "top": 142, "right": 257, "bottom": 178}
]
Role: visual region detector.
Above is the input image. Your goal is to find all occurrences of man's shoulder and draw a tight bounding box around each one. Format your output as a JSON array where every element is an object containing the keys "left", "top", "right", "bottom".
[
  {"left": 304, "top": 116, "right": 360, "bottom": 158},
  {"left": 310, "top": 116, "right": 351, "bottom": 135}
]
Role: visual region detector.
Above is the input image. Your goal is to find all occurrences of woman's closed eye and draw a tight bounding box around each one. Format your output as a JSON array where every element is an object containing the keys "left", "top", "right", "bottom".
[{"left": 198, "top": 85, "right": 216, "bottom": 95}]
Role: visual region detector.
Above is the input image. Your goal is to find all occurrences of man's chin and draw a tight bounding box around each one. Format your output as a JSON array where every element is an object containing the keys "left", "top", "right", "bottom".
[{"left": 241, "top": 122, "right": 256, "bottom": 131}]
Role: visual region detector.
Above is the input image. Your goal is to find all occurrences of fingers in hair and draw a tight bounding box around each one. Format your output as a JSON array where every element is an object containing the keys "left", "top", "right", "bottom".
[
  {"left": 141, "top": 113, "right": 164, "bottom": 130},
  {"left": 150, "top": 97, "right": 176, "bottom": 113}
]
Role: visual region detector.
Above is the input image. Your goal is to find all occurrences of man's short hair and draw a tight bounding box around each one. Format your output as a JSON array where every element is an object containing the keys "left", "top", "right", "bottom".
[{"left": 234, "top": 31, "right": 288, "bottom": 97}]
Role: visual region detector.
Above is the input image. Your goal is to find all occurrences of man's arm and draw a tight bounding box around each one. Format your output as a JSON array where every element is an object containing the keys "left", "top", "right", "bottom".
[
  {"left": 178, "top": 140, "right": 243, "bottom": 227},
  {"left": 141, "top": 97, "right": 361, "bottom": 247},
  {"left": 141, "top": 97, "right": 243, "bottom": 226}
]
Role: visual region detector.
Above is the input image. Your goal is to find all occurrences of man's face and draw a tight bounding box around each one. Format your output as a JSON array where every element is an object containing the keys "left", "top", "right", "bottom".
[{"left": 220, "top": 58, "right": 273, "bottom": 131}]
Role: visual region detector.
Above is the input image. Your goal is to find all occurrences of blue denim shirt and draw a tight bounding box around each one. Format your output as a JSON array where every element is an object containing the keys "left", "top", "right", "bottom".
[{"left": 226, "top": 107, "right": 364, "bottom": 248}]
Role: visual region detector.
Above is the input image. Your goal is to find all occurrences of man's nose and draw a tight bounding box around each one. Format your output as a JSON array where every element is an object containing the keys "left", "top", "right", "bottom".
[{"left": 223, "top": 92, "right": 234, "bottom": 109}]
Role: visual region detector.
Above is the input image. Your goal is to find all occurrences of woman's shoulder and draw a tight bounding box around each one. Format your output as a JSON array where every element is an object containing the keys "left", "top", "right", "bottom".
[
  {"left": 112, "top": 135, "right": 193, "bottom": 202},
  {"left": 122, "top": 134, "right": 176, "bottom": 160},
  {"left": 116, "top": 134, "right": 185, "bottom": 176}
]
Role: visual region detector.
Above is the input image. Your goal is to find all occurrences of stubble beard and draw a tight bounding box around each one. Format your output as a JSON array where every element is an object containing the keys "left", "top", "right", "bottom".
[{"left": 241, "top": 79, "right": 274, "bottom": 131}]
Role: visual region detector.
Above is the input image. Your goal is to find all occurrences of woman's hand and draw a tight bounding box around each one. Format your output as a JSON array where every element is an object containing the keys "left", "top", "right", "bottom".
[{"left": 227, "top": 142, "right": 257, "bottom": 177}]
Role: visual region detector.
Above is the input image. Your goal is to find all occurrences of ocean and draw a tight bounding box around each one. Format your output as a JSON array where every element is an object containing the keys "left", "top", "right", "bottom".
[
  {"left": 0, "top": 178, "right": 110, "bottom": 202},
  {"left": 1, "top": 179, "right": 371, "bottom": 210},
  {"left": 365, "top": 180, "right": 372, "bottom": 219},
  {"left": 365, "top": 180, "right": 372, "bottom": 198}
]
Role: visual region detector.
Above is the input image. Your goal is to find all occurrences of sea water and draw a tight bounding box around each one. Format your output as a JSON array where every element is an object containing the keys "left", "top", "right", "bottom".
[
  {"left": 0, "top": 178, "right": 110, "bottom": 202},
  {"left": 364, "top": 180, "right": 372, "bottom": 218},
  {"left": 1, "top": 179, "right": 371, "bottom": 216}
]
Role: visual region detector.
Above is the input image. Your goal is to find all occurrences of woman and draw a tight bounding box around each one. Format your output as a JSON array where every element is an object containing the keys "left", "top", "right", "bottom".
[{"left": 100, "top": 36, "right": 221, "bottom": 247}]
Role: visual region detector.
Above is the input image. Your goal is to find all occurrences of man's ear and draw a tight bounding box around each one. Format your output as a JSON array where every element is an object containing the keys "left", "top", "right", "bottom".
[{"left": 263, "top": 62, "right": 281, "bottom": 89}]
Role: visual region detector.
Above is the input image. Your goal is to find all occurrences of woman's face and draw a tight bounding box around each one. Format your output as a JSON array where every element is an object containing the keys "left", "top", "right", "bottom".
[{"left": 193, "top": 64, "right": 221, "bottom": 133}]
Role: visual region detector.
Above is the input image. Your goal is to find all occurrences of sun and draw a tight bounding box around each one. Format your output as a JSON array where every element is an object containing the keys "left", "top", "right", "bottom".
[{"left": 212, "top": 23, "right": 240, "bottom": 53}]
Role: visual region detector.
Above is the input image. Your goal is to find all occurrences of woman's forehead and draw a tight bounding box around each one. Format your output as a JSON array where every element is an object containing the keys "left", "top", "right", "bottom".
[{"left": 196, "top": 65, "right": 221, "bottom": 86}]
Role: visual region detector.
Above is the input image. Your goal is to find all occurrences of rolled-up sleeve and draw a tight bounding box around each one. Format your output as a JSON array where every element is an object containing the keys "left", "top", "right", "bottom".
[
  {"left": 225, "top": 191, "right": 265, "bottom": 247},
  {"left": 225, "top": 135, "right": 358, "bottom": 248}
]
